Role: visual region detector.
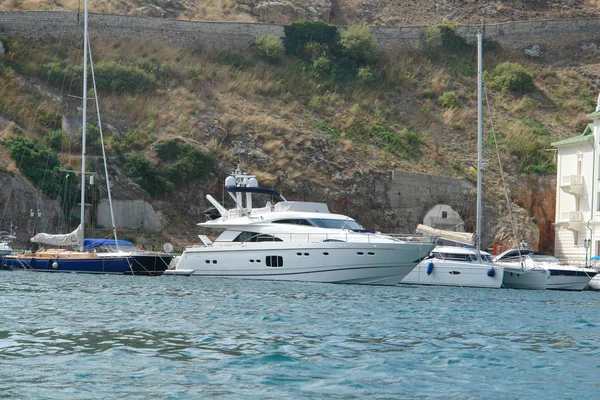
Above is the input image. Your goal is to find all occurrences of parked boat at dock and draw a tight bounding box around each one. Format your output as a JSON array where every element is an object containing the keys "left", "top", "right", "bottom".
[
  {"left": 401, "top": 246, "right": 503, "bottom": 288},
  {"left": 165, "top": 168, "right": 435, "bottom": 285},
  {"left": 494, "top": 249, "right": 595, "bottom": 291}
]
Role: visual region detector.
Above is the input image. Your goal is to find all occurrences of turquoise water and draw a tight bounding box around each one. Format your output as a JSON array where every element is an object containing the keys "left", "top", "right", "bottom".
[{"left": 1, "top": 272, "right": 599, "bottom": 399}]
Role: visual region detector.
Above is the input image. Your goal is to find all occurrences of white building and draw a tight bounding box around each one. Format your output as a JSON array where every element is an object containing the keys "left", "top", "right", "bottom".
[{"left": 552, "top": 96, "right": 600, "bottom": 263}]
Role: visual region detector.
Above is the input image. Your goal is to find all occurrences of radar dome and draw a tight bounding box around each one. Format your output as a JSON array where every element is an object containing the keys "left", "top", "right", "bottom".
[
  {"left": 248, "top": 177, "right": 259, "bottom": 187},
  {"left": 225, "top": 176, "right": 236, "bottom": 187}
]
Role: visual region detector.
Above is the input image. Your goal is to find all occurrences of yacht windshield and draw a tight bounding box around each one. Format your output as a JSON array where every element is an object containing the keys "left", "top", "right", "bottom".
[
  {"left": 308, "top": 218, "right": 363, "bottom": 230},
  {"left": 529, "top": 254, "right": 559, "bottom": 263}
]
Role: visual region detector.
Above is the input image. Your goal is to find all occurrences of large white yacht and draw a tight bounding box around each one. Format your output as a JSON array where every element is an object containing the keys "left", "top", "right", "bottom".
[
  {"left": 494, "top": 249, "right": 596, "bottom": 291},
  {"left": 401, "top": 246, "right": 503, "bottom": 288},
  {"left": 165, "top": 169, "right": 435, "bottom": 285}
]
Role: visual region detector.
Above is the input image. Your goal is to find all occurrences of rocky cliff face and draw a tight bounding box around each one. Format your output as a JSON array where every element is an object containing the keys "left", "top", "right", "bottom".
[
  {"left": 236, "top": 0, "right": 333, "bottom": 23},
  {"left": 0, "top": 172, "right": 64, "bottom": 248}
]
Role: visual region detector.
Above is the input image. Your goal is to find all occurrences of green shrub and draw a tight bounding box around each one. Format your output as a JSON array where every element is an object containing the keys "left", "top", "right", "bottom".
[
  {"left": 339, "top": 24, "right": 379, "bottom": 65},
  {"left": 486, "top": 62, "right": 535, "bottom": 94},
  {"left": 214, "top": 51, "right": 253, "bottom": 70},
  {"left": 357, "top": 66, "right": 376, "bottom": 84},
  {"left": 283, "top": 19, "right": 338, "bottom": 55},
  {"left": 302, "top": 41, "right": 328, "bottom": 60},
  {"left": 123, "top": 154, "right": 171, "bottom": 197},
  {"left": 1, "top": 137, "right": 65, "bottom": 198},
  {"left": 314, "top": 121, "right": 342, "bottom": 137},
  {"left": 312, "top": 54, "right": 331, "bottom": 76},
  {"left": 252, "top": 35, "right": 285, "bottom": 62},
  {"left": 505, "top": 129, "right": 554, "bottom": 174},
  {"left": 186, "top": 65, "right": 202, "bottom": 82},
  {"left": 438, "top": 91, "right": 460, "bottom": 108},
  {"left": 371, "top": 125, "right": 426, "bottom": 158},
  {"left": 155, "top": 138, "right": 215, "bottom": 185},
  {"left": 523, "top": 119, "right": 548, "bottom": 136},
  {"left": 40, "top": 61, "right": 70, "bottom": 86},
  {"left": 44, "top": 130, "right": 66, "bottom": 150},
  {"left": 439, "top": 22, "right": 471, "bottom": 53},
  {"left": 110, "top": 130, "right": 155, "bottom": 153},
  {"left": 94, "top": 61, "right": 157, "bottom": 93}
]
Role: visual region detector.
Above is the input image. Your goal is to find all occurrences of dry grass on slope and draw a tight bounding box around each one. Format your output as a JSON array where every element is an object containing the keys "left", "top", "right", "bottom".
[{"left": 0, "top": 0, "right": 254, "bottom": 21}]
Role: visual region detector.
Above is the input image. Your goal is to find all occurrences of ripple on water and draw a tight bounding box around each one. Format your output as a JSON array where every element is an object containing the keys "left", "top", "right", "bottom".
[{"left": 1, "top": 271, "right": 600, "bottom": 399}]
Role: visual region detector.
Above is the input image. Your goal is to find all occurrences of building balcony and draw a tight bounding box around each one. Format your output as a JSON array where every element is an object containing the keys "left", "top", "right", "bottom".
[
  {"left": 559, "top": 175, "right": 584, "bottom": 196},
  {"left": 556, "top": 211, "right": 585, "bottom": 231}
]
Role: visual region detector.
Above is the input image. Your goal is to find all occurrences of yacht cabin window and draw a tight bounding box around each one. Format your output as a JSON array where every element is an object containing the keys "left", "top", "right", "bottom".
[
  {"left": 234, "top": 232, "right": 283, "bottom": 242},
  {"left": 272, "top": 219, "right": 313, "bottom": 226}
]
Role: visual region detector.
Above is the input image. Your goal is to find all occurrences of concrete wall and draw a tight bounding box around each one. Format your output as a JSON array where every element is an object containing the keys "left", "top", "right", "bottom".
[
  {"left": 387, "top": 170, "right": 475, "bottom": 232},
  {"left": 0, "top": 11, "right": 598, "bottom": 50},
  {"left": 96, "top": 199, "right": 162, "bottom": 231}
]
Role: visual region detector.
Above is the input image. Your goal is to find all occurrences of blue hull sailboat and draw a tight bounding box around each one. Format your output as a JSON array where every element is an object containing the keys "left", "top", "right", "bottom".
[{"left": 0, "top": 1, "right": 167, "bottom": 275}]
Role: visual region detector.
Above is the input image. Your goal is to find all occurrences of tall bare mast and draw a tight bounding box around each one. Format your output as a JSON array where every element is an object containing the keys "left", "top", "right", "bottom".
[
  {"left": 476, "top": 31, "right": 483, "bottom": 259},
  {"left": 79, "top": 0, "right": 89, "bottom": 252}
]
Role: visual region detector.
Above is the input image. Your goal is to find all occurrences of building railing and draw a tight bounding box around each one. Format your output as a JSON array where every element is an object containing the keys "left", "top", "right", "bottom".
[
  {"left": 561, "top": 175, "right": 584, "bottom": 186},
  {"left": 560, "top": 211, "right": 584, "bottom": 222}
]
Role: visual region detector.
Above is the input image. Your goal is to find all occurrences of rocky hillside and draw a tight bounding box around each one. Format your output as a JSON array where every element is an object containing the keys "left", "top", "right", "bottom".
[{"left": 2, "top": 0, "right": 600, "bottom": 25}]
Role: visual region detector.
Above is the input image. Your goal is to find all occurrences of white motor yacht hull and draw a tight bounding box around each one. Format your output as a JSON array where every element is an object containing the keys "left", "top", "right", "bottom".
[
  {"left": 502, "top": 267, "right": 548, "bottom": 290},
  {"left": 546, "top": 268, "right": 596, "bottom": 291},
  {"left": 166, "top": 241, "right": 433, "bottom": 285},
  {"left": 401, "top": 261, "right": 504, "bottom": 288}
]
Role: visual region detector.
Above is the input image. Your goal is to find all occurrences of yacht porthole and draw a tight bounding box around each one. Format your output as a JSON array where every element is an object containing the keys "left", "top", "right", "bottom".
[
  {"left": 304, "top": 253, "right": 309, "bottom": 256},
  {"left": 357, "top": 252, "right": 364, "bottom": 255},
  {"left": 323, "top": 252, "right": 329, "bottom": 256},
  {"left": 368, "top": 252, "right": 375, "bottom": 255},
  {"left": 205, "top": 260, "right": 210, "bottom": 264},
  {"left": 212, "top": 260, "right": 217, "bottom": 264},
  {"left": 297, "top": 253, "right": 302, "bottom": 256}
]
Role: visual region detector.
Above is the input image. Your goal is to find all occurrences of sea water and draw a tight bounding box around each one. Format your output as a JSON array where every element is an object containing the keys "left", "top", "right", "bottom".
[{"left": 0, "top": 271, "right": 599, "bottom": 399}]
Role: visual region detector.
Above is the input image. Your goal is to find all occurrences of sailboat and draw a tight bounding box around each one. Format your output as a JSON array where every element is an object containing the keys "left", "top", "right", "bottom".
[
  {"left": 400, "top": 32, "right": 504, "bottom": 288},
  {"left": 0, "top": 1, "right": 170, "bottom": 275}
]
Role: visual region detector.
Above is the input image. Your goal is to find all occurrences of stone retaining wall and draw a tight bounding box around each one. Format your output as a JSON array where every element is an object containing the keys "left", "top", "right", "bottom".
[{"left": 0, "top": 11, "right": 598, "bottom": 50}]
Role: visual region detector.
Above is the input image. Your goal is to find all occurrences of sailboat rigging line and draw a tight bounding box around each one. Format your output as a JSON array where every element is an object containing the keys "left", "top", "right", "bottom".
[
  {"left": 483, "top": 84, "right": 523, "bottom": 253},
  {"left": 87, "top": 35, "right": 120, "bottom": 250}
]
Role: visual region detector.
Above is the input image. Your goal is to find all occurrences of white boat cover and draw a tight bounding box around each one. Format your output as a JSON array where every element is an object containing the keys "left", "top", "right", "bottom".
[
  {"left": 30, "top": 224, "right": 83, "bottom": 246},
  {"left": 416, "top": 224, "right": 474, "bottom": 246}
]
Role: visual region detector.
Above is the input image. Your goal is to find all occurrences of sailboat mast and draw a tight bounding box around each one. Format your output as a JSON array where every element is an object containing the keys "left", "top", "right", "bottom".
[
  {"left": 79, "top": 0, "right": 89, "bottom": 252},
  {"left": 476, "top": 31, "right": 483, "bottom": 259}
]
